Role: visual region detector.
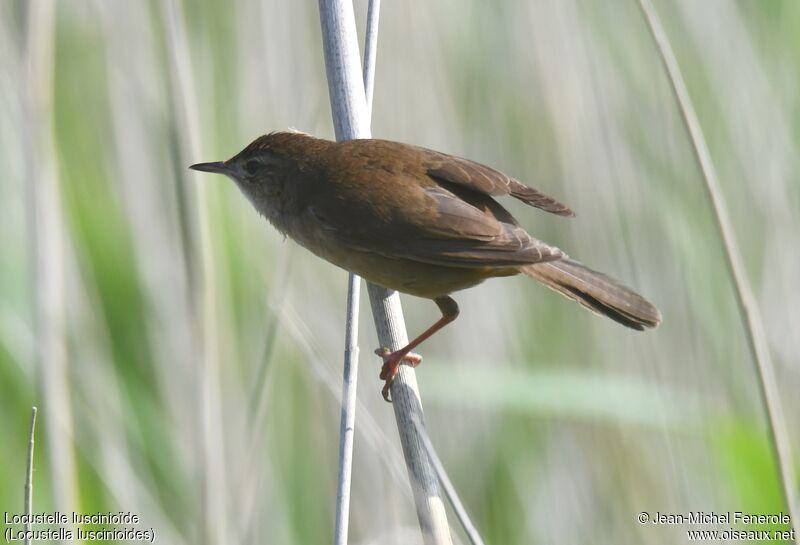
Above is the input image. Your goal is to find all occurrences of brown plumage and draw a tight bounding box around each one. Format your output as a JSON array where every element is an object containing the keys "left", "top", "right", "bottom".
[{"left": 191, "top": 132, "right": 661, "bottom": 400}]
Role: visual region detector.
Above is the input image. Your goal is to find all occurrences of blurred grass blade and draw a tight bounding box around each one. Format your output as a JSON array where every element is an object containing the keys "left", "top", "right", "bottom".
[
  {"left": 636, "top": 0, "right": 799, "bottom": 532},
  {"left": 23, "top": 0, "right": 79, "bottom": 522},
  {"left": 160, "top": 0, "right": 228, "bottom": 542},
  {"left": 424, "top": 364, "right": 701, "bottom": 429}
]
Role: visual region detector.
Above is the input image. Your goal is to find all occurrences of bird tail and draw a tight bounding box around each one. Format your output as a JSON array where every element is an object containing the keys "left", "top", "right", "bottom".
[{"left": 521, "top": 258, "right": 661, "bottom": 330}]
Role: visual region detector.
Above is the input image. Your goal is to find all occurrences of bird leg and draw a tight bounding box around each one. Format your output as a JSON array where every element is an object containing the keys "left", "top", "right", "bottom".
[{"left": 374, "top": 296, "right": 460, "bottom": 402}]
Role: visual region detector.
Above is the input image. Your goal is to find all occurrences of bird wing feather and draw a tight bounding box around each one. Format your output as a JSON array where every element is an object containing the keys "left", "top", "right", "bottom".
[
  {"left": 422, "top": 148, "right": 575, "bottom": 217},
  {"left": 307, "top": 175, "right": 564, "bottom": 269}
]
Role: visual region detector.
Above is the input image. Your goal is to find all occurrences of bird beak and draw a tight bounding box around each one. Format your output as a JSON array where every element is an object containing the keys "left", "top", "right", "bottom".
[{"left": 189, "top": 161, "right": 231, "bottom": 175}]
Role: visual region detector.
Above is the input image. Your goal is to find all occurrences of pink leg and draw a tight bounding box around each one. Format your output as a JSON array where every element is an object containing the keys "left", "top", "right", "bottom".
[{"left": 375, "top": 296, "right": 459, "bottom": 402}]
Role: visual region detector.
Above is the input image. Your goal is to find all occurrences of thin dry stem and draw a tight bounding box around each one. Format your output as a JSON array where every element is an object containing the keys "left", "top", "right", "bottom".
[
  {"left": 362, "top": 0, "right": 381, "bottom": 116},
  {"left": 24, "top": 407, "right": 37, "bottom": 545},
  {"left": 335, "top": 272, "right": 361, "bottom": 545},
  {"left": 334, "top": 1, "right": 381, "bottom": 542}
]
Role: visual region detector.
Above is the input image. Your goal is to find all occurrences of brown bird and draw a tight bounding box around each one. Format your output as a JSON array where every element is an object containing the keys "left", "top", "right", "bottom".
[{"left": 191, "top": 132, "right": 661, "bottom": 401}]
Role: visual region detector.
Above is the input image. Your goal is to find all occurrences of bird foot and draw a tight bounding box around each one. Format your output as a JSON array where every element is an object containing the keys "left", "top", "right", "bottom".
[{"left": 374, "top": 347, "right": 423, "bottom": 402}]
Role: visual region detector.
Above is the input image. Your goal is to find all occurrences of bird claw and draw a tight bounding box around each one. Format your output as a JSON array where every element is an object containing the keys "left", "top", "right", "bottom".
[{"left": 374, "top": 347, "right": 423, "bottom": 402}]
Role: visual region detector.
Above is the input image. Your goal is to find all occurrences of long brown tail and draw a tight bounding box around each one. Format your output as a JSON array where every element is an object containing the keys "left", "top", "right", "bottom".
[{"left": 521, "top": 258, "right": 661, "bottom": 330}]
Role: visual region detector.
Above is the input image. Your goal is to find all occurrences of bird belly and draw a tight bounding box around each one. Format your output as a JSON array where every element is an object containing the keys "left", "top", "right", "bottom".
[
  {"left": 331, "top": 249, "right": 508, "bottom": 298},
  {"left": 288, "top": 222, "right": 516, "bottom": 298},
  {"left": 345, "top": 253, "right": 499, "bottom": 298}
]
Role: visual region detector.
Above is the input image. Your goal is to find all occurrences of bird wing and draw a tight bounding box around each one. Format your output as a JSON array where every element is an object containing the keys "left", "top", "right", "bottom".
[
  {"left": 307, "top": 177, "right": 564, "bottom": 269},
  {"left": 420, "top": 147, "right": 575, "bottom": 217}
]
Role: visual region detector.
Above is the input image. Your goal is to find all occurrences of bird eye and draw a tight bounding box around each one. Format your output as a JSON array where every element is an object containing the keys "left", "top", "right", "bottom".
[{"left": 245, "top": 160, "right": 262, "bottom": 175}]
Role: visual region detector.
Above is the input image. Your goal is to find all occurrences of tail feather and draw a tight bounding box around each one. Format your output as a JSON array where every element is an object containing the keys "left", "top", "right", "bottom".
[{"left": 522, "top": 258, "right": 661, "bottom": 330}]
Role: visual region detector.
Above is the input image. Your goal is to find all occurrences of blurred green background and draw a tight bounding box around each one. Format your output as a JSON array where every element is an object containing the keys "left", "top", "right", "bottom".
[{"left": 1, "top": 0, "right": 799, "bottom": 543}]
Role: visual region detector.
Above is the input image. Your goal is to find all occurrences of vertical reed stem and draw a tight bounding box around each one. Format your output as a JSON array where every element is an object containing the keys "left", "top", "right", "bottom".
[{"left": 318, "top": 1, "right": 453, "bottom": 543}]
